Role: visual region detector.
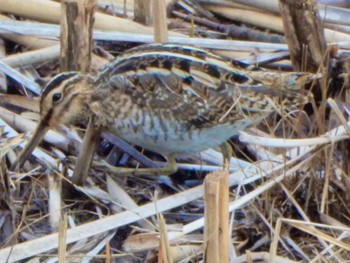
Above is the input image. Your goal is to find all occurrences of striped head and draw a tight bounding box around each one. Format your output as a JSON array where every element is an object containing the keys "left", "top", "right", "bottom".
[
  {"left": 12, "top": 72, "right": 93, "bottom": 169},
  {"left": 39, "top": 72, "right": 93, "bottom": 127}
]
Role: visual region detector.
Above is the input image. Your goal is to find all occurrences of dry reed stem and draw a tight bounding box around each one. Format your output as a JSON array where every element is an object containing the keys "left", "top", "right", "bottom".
[
  {"left": 134, "top": 0, "right": 152, "bottom": 25},
  {"left": 0, "top": 94, "right": 39, "bottom": 112},
  {"left": 58, "top": 214, "right": 68, "bottom": 262},
  {"left": 60, "top": 0, "right": 96, "bottom": 186},
  {"left": 106, "top": 175, "right": 154, "bottom": 230},
  {"left": 158, "top": 213, "right": 173, "bottom": 263},
  {"left": 152, "top": 0, "right": 168, "bottom": 43},
  {"left": 235, "top": 251, "right": 300, "bottom": 263},
  {"left": 0, "top": 152, "right": 309, "bottom": 262},
  {"left": 0, "top": 19, "right": 289, "bottom": 51},
  {"left": 1, "top": 1, "right": 350, "bottom": 262},
  {"left": 270, "top": 218, "right": 350, "bottom": 262},
  {"left": 60, "top": 0, "right": 96, "bottom": 73},
  {"left": 48, "top": 174, "right": 62, "bottom": 230},
  {"left": 203, "top": 170, "right": 229, "bottom": 263},
  {"left": 231, "top": 0, "right": 350, "bottom": 27},
  {"left": 202, "top": 2, "right": 350, "bottom": 45},
  {"left": 0, "top": 38, "right": 6, "bottom": 93},
  {"left": 0, "top": 60, "right": 41, "bottom": 94},
  {"left": 71, "top": 119, "right": 99, "bottom": 185},
  {"left": 203, "top": 173, "right": 220, "bottom": 261},
  {"left": 123, "top": 232, "right": 201, "bottom": 255},
  {"left": 0, "top": 107, "right": 71, "bottom": 150},
  {"left": 0, "top": 0, "right": 183, "bottom": 36},
  {"left": 280, "top": 183, "right": 329, "bottom": 252},
  {"left": 279, "top": 0, "right": 328, "bottom": 73},
  {"left": 0, "top": 24, "right": 107, "bottom": 69},
  {"left": 2, "top": 45, "right": 61, "bottom": 69},
  {"left": 327, "top": 98, "right": 350, "bottom": 135},
  {"left": 0, "top": 113, "right": 70, "bottom": 172},
  {"left": 0, "top": 14, "right": 59, "bottom": 49},
  {"left": 240, "top": 118, "right": 350, "bottom": 147}
]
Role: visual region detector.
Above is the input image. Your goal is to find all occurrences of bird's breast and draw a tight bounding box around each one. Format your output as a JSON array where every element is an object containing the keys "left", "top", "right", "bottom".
[{"left": 107, "top": 110, "right": 260, "bottom": 156}]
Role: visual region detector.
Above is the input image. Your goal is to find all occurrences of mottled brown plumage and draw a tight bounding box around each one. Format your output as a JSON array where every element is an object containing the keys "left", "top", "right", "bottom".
[{"left": 12, "top": 44, "right": 316, "bottom": 180}]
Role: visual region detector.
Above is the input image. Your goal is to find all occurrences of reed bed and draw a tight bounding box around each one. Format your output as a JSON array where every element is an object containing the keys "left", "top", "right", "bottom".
[{"left": 1, "top": 0, "right": 350, "bottom": 262}]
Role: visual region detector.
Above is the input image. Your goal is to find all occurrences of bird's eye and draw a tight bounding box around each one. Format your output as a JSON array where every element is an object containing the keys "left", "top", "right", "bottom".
[{"left": 52, "top": 93, "right": 62, "bottom": 102}]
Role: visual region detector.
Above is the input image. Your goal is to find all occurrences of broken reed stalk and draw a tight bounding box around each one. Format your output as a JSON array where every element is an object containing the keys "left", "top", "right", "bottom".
[
  {"left": 279, "top": 0, "right": 330, "bottom": 135},
  {"left": 279, "top": 0, "right": 328, "bottom": 73},
  {"left": 158, "top": 213, "right": 173, "bottom": 263},
  {"left": 57, "top": 213, "right": 68, "bottom": 263},
  {"left": 48, "top": 174, "right": 62, "bottom": 231},
  {"left": 152, "top": 0, "right": 168, "bottom": 43},
  {"left": 204, "top": 170, "right": 230, "bottom": 263},
  {"left": 0, "top": 14, "right": 58, "bottom": 49},
  {"left": 3, "top": 45, "right": 61, "bottom": 68},
  {"left": 60, "top": 0, "right": 97, "bottom": 187},
  {"left": 60, "top": 0, "right": 96, "bottom": 73},
  {"left": 134, "top": 0, "right": 152, "bottom": 25},
  {"left": 0, "top": 38, "right": 6, "bottom": 92},
  {"left": 0, "top": 0, "right": 154, "bottom": 34}
]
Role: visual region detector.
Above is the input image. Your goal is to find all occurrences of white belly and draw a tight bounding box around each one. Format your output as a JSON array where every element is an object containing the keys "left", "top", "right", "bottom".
[{"left": 110, "top": 117, "right": 256, "bottom": 156}]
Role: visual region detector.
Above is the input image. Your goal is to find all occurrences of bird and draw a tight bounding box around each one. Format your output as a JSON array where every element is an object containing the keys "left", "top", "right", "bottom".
[{"left": 11, "top": 43, "right": 316, "bottom": 185}]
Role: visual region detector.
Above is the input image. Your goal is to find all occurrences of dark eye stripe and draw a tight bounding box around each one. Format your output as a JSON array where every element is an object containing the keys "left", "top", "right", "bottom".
[{"left": 41, "top": 72, "right": 78, "bottom": 98}]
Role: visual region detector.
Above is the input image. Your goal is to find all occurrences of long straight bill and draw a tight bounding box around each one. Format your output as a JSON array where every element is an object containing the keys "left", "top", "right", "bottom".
[{"left": 11, "top": 120, "right": 50, "bottom": 170}]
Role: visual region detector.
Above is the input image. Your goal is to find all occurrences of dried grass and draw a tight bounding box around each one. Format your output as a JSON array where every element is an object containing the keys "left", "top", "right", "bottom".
[{"left": 1, "top": 0, "right": 350, "bottom": 262}]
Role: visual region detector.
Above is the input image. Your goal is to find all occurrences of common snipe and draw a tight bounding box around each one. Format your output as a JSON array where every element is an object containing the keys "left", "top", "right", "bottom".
[{"left": 12, "top": 44, "right": 316, "bottom": 184}]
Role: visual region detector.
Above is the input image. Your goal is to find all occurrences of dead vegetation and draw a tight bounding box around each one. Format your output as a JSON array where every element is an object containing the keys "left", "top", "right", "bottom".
[{"left": 1, "top": 0, "right": 350, "bottom": 262}]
